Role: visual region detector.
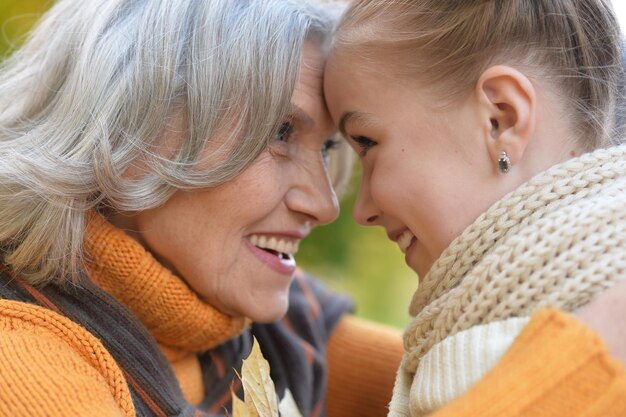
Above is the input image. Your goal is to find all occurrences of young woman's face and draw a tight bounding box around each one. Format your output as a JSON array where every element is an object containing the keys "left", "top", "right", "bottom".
[
  {"left": 325, "top": 53, "right": 501, "bottom": 279},
  {"left": 114, "top": 43, "right": 339, "bottom": 323}
]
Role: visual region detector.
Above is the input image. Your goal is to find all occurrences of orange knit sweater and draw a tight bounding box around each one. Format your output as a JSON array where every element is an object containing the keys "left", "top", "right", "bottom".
[
  {"left": 430, "top": 309, "right": 626, "bottom": 417},
  {"left": 0, "top": 216, "right": 625, "bottom": 416}
]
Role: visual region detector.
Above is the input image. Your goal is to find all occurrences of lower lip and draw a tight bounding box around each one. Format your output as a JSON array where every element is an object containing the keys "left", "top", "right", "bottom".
[
  {"left": 404, "top": 237, "right": 417, "bottom": 262},
  {"left": 245, "top": 240, "right": 296, "bottom": 276}
]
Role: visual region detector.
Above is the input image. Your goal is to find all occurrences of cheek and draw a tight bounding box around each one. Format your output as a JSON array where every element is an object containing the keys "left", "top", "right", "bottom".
[
  {"left": 239, "top": 154, "right": 286, "bottom": 207},
  {"left": 132, "top": 188, "right": 239, "bottom": 285},
  {"left": 368, "top": 153, "right": 420, "bottom": 212},
  {"left": 369, "top": 154, "right": 453, "bottom": 252},
  {"left": 137, "top": 205, "right": 218, "bottom": 276},
  {"left": 135, "top": 202, "right": 193, "bottom": 259}
]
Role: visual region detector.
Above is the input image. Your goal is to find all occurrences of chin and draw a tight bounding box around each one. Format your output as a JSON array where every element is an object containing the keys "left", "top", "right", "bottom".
[
  {"left": 246, "top": 296, "right": 290, "bottom": 324},
  {"left": 406, "top": 258, "right": 422, "bottom": 277},
  {"left": 407, "top": 251, "right": 433, "bottom": 280}
]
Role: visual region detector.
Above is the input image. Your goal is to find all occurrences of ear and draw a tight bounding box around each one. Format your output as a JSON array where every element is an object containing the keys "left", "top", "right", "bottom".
[{"left": 475, "top": 65, "right": 536, "bottom": 172}]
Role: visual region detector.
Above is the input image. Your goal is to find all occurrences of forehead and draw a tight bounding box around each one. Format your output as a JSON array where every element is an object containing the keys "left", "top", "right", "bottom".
[
  {"left": 292, "top": 42, "right": 334, "bottom": 133},
  {"left": 325, "top": 48, "right": 442, "bottom": 111},
  {"left": 324, "top": 51, "right": 454, "bottom": 142},
  {"left": 294, "top": 42, "right": 325, "bottom": 101},
  {"left": 324, "top": 51, "right": 394, "bottom": 113}
]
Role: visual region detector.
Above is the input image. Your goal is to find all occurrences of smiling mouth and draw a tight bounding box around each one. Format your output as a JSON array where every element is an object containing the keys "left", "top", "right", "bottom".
[
  {"left": 248, "top": 234, "right": 299, "bottom": 260},
  {"left": 397, "top": 230, "right": 416, "bottom": 254}
]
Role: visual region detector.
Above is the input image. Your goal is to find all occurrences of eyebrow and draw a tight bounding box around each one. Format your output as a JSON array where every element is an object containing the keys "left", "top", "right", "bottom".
[
  {"left": 338, "top": 111, "right": 370, "bottom": 136},
  {"left": 287, "top": 103, "right": 314, "bottom": 128}
]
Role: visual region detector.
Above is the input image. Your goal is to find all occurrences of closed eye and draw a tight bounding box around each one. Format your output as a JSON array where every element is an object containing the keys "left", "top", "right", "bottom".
[
  {"left": 350, "top": 135, "right": 377, "bottom": 157},
  {"left": 275, "top": 121, "right": 294, "bottom": 142}
]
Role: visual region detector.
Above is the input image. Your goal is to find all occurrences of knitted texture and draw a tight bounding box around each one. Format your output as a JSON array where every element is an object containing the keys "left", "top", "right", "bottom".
[
  {"left": 0, "top": 226, "right": 354, "bottom": 416},
  {"left": 431, "top": 309, "right": 626, "bottom": 417},
  {"left": 389, "top": 144, "right": 626, "bottom": 416},
  {"left": 0, "top": 299, "right": 134, "bottom": 417},
  {"left": 82, "top": 214, "right": 355, "bottom": 415},
  {"left": 410, "top": 317, "right": 529, "bottom": 415},
  {"left": 326, "top": 315, "right": 404, "bottom": 417},
  {"left": 84, "top": 213, "right": 247, "bottom": 352}
]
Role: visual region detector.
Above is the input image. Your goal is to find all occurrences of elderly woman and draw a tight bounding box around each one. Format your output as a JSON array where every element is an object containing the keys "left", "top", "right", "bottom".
[
  {"left": 0, "top": 0, "right": 404, "bottom": 415},
  {"left": 0, "top": 1, "right": 625, "bottom": 417}
]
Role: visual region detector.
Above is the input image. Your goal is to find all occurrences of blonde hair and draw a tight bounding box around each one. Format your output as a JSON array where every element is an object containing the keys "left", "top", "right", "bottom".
[
  {"left": 334, "top": 0, "right": 626, "bottom": 149},
  {"left": 0, "top": 0, "right": 347, "bottom": 285}
]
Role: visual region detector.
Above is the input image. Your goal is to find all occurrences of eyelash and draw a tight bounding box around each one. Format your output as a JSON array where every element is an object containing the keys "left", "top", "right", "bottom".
[
  {"left": 351, "top": 135, "right": 377, "bottom": 156},
  {"left": 322, "top": 138, "right": 340, "bottom": 160},
  {"left": 275, "top": 121, "right": 294, "bottom": 142},
  {"left": 273, "top": 117, "right": 345, "bottom": 167}
]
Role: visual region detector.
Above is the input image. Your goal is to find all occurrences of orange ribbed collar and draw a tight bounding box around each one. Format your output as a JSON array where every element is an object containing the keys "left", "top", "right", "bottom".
[{"left": 83, "top": 213, "right": 247, "bottom": 353}]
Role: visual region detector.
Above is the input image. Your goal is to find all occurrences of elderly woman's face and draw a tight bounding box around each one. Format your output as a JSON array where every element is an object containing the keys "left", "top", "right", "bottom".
[{"left": 116, "top": 43, "right": 338, "bottom": 323}]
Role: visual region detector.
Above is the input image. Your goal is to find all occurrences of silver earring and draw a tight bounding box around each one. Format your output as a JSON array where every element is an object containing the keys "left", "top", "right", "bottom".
[{"left": 498, "top": 151, "right": 511, "bottom": 173}]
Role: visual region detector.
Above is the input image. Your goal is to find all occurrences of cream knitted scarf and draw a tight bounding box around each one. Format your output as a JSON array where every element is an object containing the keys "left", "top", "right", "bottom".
[{"left": 388, "top": 144, "right": 626, "bottom": 417}]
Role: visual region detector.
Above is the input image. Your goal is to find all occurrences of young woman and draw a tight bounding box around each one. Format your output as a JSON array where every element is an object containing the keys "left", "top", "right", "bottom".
[{"left": 325, "top": 0, "right": 626, "bottom": 416}]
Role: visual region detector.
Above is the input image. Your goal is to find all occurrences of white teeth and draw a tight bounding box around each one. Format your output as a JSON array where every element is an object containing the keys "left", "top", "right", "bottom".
[
  {"left": 397, "top": 230, "right": 416, "bottom": 254},
  {"left": 248, "top": 234, "right": 299, "bottom": 256}
]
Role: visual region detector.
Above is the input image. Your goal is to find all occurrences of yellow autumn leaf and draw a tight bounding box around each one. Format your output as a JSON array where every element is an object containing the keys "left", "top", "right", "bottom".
[
  {"left": 232, "top": 389, "right": 256, "bottom": 417},
  {"left": 231, "top": 337, "right": 304, "bottom": 417},
  {"left": 240, "top": 338, "right": 279, "bottom": 417}
]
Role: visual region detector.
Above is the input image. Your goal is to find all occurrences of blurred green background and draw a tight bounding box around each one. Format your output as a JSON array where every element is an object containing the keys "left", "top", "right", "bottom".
[
  {"left": 0, "top": 0, "right": 50, "bottom": 59},
  {"left": 0, "top": 0, "right": 416, "bottom": 329}
]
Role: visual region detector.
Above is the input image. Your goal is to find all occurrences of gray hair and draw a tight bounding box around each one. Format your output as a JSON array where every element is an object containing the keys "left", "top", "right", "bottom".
[{"left": 0, "top": 0, "right": 346, "bottom": 285}]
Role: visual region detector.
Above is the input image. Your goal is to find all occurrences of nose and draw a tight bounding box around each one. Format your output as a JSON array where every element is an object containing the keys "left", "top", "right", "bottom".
[
  {"left": 286, "top": 154, "right": 340, "bottom": 226},
  {"left": 352, "top": 172, "right": 380, "bottom": 226}
]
